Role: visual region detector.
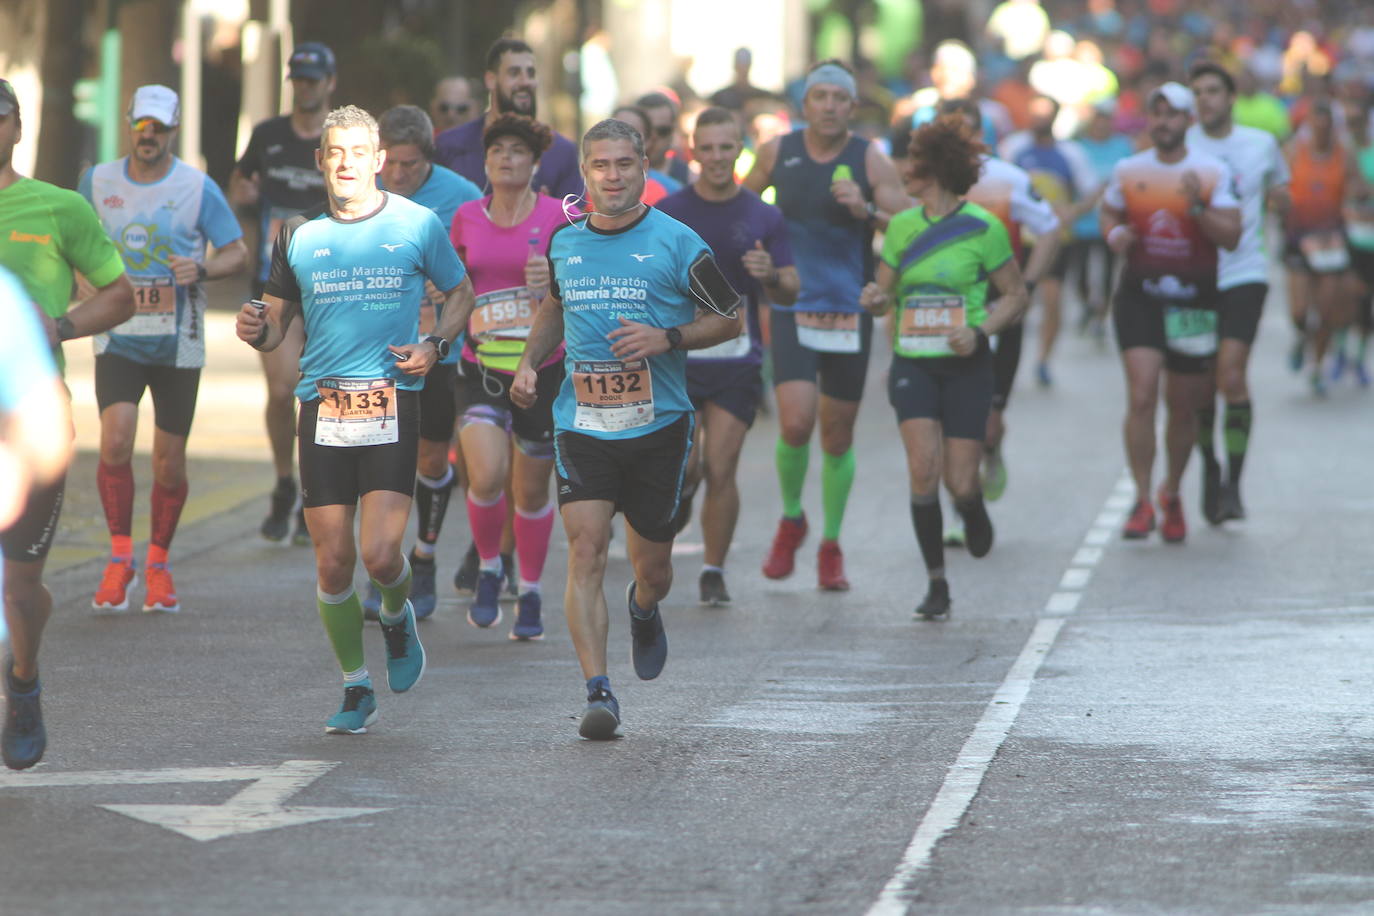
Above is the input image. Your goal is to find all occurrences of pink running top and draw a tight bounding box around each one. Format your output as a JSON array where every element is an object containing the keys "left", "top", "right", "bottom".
[{"left": 450, "top": 193, "right": 568, "bottom": 372}]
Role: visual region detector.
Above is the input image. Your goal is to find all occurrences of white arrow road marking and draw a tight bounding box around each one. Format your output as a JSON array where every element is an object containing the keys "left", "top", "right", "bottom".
[{"left": 0, "top": 759, "right": 388, "bottom": 841}]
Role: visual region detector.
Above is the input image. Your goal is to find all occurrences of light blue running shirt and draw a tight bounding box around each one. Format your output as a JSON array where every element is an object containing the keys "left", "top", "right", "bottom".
[
  {"left": 264, "top": 193, "right": 466, "bottom": 402},
  {"left": 80, "top": 157, "right": 242, "bottom": 367},
  {"left": 547, "top": 206, "right": 712, "bottom": 440}
]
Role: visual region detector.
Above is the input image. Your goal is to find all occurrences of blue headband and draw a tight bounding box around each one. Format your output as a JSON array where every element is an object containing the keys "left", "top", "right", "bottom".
[{"left": 804, "top": 64, "right": 857, "bottom": 100}]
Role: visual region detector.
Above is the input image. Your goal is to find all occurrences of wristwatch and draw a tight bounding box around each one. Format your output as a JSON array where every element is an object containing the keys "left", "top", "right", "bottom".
[
  {"left": 424, "top": 335, "right": 451, "bottom": 359},
  {"left": 665, "top": 326, "right": 683, "bottom": 350}
]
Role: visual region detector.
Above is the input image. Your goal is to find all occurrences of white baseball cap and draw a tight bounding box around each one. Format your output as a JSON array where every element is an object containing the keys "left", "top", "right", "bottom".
[
  {"left": 1147, "top": 82, "right": 1194, "bottom": 115},
  {"left": 128, "top": 84, "right": 180, "bottom": 127}
]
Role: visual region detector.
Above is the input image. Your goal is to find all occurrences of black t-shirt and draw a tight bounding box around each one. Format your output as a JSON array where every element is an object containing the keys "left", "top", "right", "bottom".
[{"left": 235, "top": 115, "right": 325, "bottom": 212}]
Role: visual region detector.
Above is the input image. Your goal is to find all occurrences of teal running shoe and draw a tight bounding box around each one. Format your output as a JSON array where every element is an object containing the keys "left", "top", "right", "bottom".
[
  {"left": 325, "top": 682, "right": 378, "bottom": 735},
  {"left": 380, "top": 601, "right": 426, "bottom": 693}
]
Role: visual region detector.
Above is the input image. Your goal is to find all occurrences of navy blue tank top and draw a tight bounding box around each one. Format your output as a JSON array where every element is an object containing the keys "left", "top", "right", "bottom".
[{"left": 772, "top": 130, "right": 873, "bottom": 312}]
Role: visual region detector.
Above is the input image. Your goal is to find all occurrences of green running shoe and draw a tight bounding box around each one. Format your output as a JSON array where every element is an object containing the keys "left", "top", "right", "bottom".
[{"left": 982, "top": 452, "right": 1008, "bottom": 502}]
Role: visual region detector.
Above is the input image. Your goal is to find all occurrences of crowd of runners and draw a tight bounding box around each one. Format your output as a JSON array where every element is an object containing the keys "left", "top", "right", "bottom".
[{"left": 3, "top": 1, "right": 1374, "bottom": 755}]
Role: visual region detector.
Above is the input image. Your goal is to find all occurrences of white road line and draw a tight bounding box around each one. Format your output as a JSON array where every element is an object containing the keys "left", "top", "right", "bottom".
[
  {"left": 867, "top": 472, "right": 1129, "bottom": 915},
  {"left": 867, "top": 618, "right": 1065, "bottom": 916}
]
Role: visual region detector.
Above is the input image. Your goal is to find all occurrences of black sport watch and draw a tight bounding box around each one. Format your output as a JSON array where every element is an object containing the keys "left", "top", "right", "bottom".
[
  {"left": 665, "top": 326, "right": 683, "bottom": 350},
  {"left": 424, "top": 335, "right": 451, "bottom": 359}
]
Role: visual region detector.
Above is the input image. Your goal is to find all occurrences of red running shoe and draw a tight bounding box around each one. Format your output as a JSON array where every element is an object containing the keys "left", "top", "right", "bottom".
[
  {"left": 1121, "top": 500, "right": 1156, "bottom": 540},
  {"left": 762, "top": 514, "right": 808, "bottom": 580},
  {"left": 817, "top": 539, "right": 850, "bottom": 591},
  {"left": 1158, "top": 487, "right": 1186, "bottom": 543}
]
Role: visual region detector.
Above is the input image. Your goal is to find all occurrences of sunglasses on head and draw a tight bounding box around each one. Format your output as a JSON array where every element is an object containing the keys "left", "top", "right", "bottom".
[
  {"left": 437, "top": 103, "right": 471, "bottom": 114},
  {"left": 130, "top": 117, "right": 173, "bottom": 134}
]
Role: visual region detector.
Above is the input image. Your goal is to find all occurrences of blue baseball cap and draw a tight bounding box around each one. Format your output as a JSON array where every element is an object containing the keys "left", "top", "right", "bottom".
[{"left": 288, "top": 42, "right": 336, "bottom": 79}]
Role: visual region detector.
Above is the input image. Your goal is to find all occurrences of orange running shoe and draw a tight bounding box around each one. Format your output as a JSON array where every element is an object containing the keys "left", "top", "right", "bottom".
[
  {"left": 92, "top": 559, "right": 137, "bottom": 612},
  {"left": 1121, "top": 500, "right": 1155, "bottom": 540},
  {"left": 1158, "top": 487, "right": 1186, "bottom": 544},
  {"left": 817, "top": 539, "right": 850, "bottom": 591},
  {"left": 762, "top": 514, "right": 808, "bottom": 580},
  {"left": 142, "top": 562, "right": 180, "bottom": 613}
]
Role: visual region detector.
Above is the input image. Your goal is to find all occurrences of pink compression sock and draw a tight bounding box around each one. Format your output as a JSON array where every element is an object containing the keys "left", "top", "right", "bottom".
[
  {"left": 513, "top": 503, "right": 556, "bottom": 586},
  {"left": 466, "top": 492, "right": 507, "bottom": 565}
]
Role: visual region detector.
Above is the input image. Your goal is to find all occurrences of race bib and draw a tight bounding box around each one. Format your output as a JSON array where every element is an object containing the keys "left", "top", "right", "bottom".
[
  {"left": 572, "top": 359, "right": 654, "bottom": 433},
  {"left": 1164, "top": 307, "right": 1218, "bottom": 357},
  {"left": 470, "top": 286, "right": 535, "bottom": 341},
  {"left": 1299, "top": 231, "right": 1350, "bottom": 273},
  {"left": 897, "top": 295, "right": 966, "bottom": 357},
  {"left": 689, "top": 321, "right": 751, "bottom": 361},
  {"left": 123, "top": 276, "right": 176, "bottom": 336},
  {"left": 314, "top": 378, "right": 398, "bottom": 447},
  {"left": 1347, "top": 219, "right": 1374, "bottom": 250},
  {"left": 795, "top": 311, "right": 861, "bottom": 353}
]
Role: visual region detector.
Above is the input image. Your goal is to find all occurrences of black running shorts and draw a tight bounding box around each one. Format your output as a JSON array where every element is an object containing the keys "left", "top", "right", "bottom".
[
  {"left": 1217, "top": 282, "right": 1267, "bottom": 346},
  {"left": 0, "top": 474, "right": 66, "bottom": 563},
  {"left": 94, "top": 353, "right": 201, "bottom": 437},
  {"left": 1112, "top": 281, "right": 1214, "bottom": 375},
  {"left": 458, "top": 358, "right": 562, "bottom": 458},
  {"left": 769, "top": 308, "right": 872, "bottom": 402},
  {"left": 298, "top": 389, "right": 420, "bottom": 508},
  {"left": 417, "top": 362, "right": 459, "bottom": 443},
  {"left": 888, "top": 349, "right": 993, "bottom": 441},
  {"left": 687, "top": 360, "right": 763, "bottom": 428},
  {"left": 553, "top": 414, "right": 693, "bottom": 544}
]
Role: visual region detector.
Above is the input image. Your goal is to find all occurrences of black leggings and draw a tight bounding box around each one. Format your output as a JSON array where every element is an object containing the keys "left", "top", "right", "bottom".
[{"left": 991, "top": 322, "right": 1024, "bottom": 410}]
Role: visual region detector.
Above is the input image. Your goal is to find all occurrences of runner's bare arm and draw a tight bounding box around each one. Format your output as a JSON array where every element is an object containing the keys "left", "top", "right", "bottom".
[
  {"left": 236, "top": 293, "right": 300, "bottom": 352},
  {"left": 168, "top": 239, "right": 249, "bottom": 285},
  {"left": 1098, "top": 202, "right": 1136, "bottom": 255},
  {"left": 432, "top": 275, "right": 477, "bottom": 346},
  {"left": 510, "top": 292, "right": 566, "bottom": 409},
  {"left": 1020, "top": 229, "right": 1062, "bottom": 288},
  {"left": 54, "top": 274, "right": 136, "bottom": 344},
  {"left": 742, "top": 137, "right": 779, "bottom": 195},
  {"left": 743, "top": 241, "right": 799, "bottom": 307},
  {"left": 859, "top": 263, "right": 897, "bottom": 317},
  {"left": 606, "top": 309, "right": 738, "bottom": 360},
  {"left": 863, "top": 143, "right": 912, "bottom": 230},
  {"left": 979, "top": 258, "right": 1031, "bottom": 338}
]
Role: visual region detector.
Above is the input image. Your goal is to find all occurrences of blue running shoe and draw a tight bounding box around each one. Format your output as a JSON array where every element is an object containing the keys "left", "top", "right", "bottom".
[
  {"left": 468, "top": 569, "right": 503, "bottom": 628},
  {"left": 362, "top": 582, "right": 382, "bottom": 622},
  {"left": 2, "top": 658, "right": 45, "bottom": 770},
  {"left": 627, "top": 582, "right": 667, "bottom": 681},
  {"left": 380, "top": 601, "right": 426, "bottom": 693},
  {"left": 410, "top": 552, "right": 437, "bottom": 620},
  {"left": 510, "top": 590, "right": 544, "bottom": 641},
  {"left": 579, "top": 685, "right": 621, "bottom": 740},
  {"left": 1331, "top": 348, "right": 1347, "bottom": 381},
  {"left": 1036, "top": 362, "right": 1052, "bottom": 387},
  {"left": 325, "top": 682, "right": 378, "bottom": 734}
]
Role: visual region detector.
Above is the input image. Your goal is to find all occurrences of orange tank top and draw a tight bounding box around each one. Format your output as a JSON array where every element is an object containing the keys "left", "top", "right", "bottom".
[{"left": 1288, "top": 139, "right": 1347, "bottom": 234}]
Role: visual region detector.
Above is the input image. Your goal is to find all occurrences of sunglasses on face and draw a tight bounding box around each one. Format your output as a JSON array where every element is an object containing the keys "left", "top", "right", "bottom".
[
  {"left": 437, "top": 103, "right": 471, "bottom": 114},
  {"left": 653, "top": 125, "right": 674, "bottom": 138},
  {"left": 130, "top": 118, "right": 173, "bottom": 134}
]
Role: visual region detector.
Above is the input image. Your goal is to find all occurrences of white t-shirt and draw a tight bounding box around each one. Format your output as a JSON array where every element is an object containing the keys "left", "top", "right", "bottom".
[{"left": 1184, "top": 123, "right": 1289, "bottom": 289}]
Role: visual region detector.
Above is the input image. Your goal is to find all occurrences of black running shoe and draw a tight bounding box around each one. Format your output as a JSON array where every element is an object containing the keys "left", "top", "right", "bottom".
[
  {"left": 958, "top": 500, "right": 995, "bottom": 558},
  {"left": 914, "top": 579, "right": 952, "bottom": 621},
  {"left": 2, "top": 658, "right": 45, "bottom": 770},
  {"left": 627, "top": 582, "right": 667, "bottom": 680},
  {"left": 579, "top": 686, "right": 621, "bottom": 740},
  {"left": 260, "top": 478, "right": 296, "bottom": 542},
  {"left": 1217, "top": 483, "right": 1246, "bottom": 521},
  {"left": 699, "top": 569, "right": 730, "bottom": 607},
  {"left": 291, "top": 506, "right": 311, "bottom": 546},
  {"left": 453, "top": 542, "right": 479, "bottom": 595},
  {"left": 1202, "top": 461, "right": 1222, "bottom": 525}
]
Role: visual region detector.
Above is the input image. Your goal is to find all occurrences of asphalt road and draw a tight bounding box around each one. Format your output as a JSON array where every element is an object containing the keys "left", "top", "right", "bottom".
[{"left": 1, "top": 277, "right": 1371, "bottom": 916}]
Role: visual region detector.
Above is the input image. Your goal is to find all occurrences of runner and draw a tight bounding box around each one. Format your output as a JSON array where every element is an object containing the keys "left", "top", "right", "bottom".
[
  {"left": 999, "top": 94, "right": 1100, "bottom": 387},
  {"left": 434, "top": 38, "right": 582, "bottom": 200},
  {"left": 449, "top": 114, "right": 568, "bottom": 638},
  {"left": 1283, "top": 99, "right": 1362, "bottom": 395},
  {"left": 657, "top": 106, "right": 799, "bottom": 606},
  {"left": 743, "top": 59, "right": 908, "bottom": 590},
  {"left": 1099, "top": 83, "right": 1240, "bottom": 543},
  {"left": 368, "top": 104, "right": 481, "bottom": 620},
  {"left": 635, "top": 92, "right": 690, "bottom": 192},
  {"left": 81, "top": 85, "right": 248, "bottom": 614},
  {"left": 510, "top": 118, "right": 741, "bottom": 739},
  {"left": 1070, "top": 101, "right": 1135, "bottom": 339},
  {"left": 938, "top": 98, "right": 1062, "bottom": 509},
  {"left": 1185, "top": 62, "right": 1291, "bottom": 523},
  {"left": 430, "top": 76, "right": 479, "bottom": 135},
  {"left": 858, "top": 115, "right": 1029, "bottom": 619},
  {"left": 1345, "top": 103, "right": 1374, "bottom": 386},
  {"left": 235, "top": 105, "right": 475, "bottom": 734},
  {"left": 0, "top": 79, "right": 136, "bottom": 769},
  {"left": 231, "top": 42, "right": 335, "bottom": 544}
]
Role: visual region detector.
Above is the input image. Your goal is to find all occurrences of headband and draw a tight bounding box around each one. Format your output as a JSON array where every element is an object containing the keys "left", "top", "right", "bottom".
[{"left": 804, "top": 64, "right": 857, "bottom": 100}]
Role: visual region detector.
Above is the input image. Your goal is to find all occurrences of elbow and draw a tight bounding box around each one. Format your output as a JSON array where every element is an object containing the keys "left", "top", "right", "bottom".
[{"left": 113, "top": 276, "right": 137, "bottom": 322}]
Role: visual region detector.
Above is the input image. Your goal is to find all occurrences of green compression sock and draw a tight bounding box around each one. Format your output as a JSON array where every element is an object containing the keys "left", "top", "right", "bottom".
[
  {"left": 317, "top": 587, "right": 365, "bottom": 673},
  {"left": 775, "top": 438, "right": 809, "bottom": 519},
  {"left": 820, "top": 448, "right": 856, "bottom": 541},
  {"left": 1224, "top": 401, "right": 1252, "bottom": 487},
  {"left": 372, "top": 555, "right": 412, "bottom": 619}
]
